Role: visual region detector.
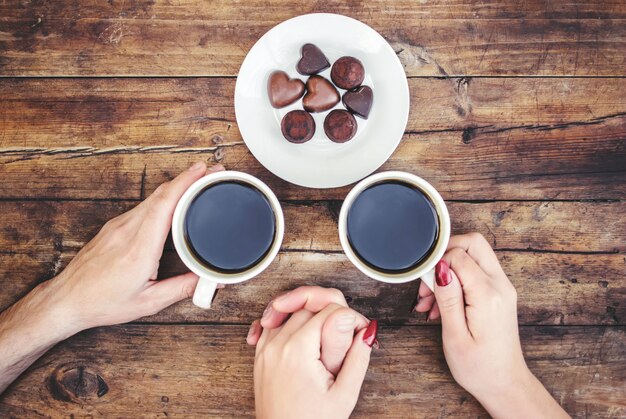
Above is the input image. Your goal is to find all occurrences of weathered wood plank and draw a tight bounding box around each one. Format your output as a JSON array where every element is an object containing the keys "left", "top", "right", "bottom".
[
  {"left": 0, "top": 325, "right": 624, "bottom": 417},
  {"left": 0, "top": 139, "right": 614, "bottom": 202},
  {"left": 1, "top": 199, "right": 623, "bottom": 325},
  {"left": 2, "top": 78, "right": 625, "bottom": 145},
  {"left": 1, "top": 250, "right": 623, "bottom": 326},
  {"left": 3, "top": 0, "right": 626, "bottom": 21},
  {"left": 1, "top": 201, "right": 624, "bottom": 254},
  {"left": 2, "top": 142, "right": 623, "bottom": 201},
  {"left": 1, "top": 1, "right": 625, "bottom": 76},
  {"left": 1, "top": 82, "right": 624, "bottom": 200}
]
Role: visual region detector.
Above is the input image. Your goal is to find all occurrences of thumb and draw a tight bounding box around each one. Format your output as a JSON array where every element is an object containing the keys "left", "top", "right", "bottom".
[
  {"left": 321, "top": 307, "right": 369, "bottom": 376},
  {"left": 331, "top": 321, "right": 375, "bottom": 406},
  {"left": 139, "top": 162, "right": 225, "bottom": 252},
  {"left": 433, "top": 260, "right": 470, "bottom": 342},
  {"left": 146, "top": 272, "right": 200, "bottom": 310}
]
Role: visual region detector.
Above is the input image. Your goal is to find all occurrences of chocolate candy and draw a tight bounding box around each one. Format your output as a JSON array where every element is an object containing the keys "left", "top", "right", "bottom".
[
  {"left": 297, "top": 44, "right": 330, "bottom": 75},
  {"left": 331, "top": 56, "right": 365, "bottom": 90},
  {"left": 342, "top": 86, "right": 373, "bottom": 119},
  {"left": 324, "top": 109, "right": 358, "bottom": 143},
  {"left": 268, "top": 71, "right": 305, "bottom": 108},
  {"left": 281, "top": 110, "right": 315, "bottom": 143},
  {"left": 303, "top": 76, "right": 340, "bottom": 113}
]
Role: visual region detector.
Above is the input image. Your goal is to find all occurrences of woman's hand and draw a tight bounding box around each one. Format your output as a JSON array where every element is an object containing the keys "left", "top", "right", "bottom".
[
  {"left": 247, "top": 286, "right": 373, "bottom": 375},
  {"left": 415, "top": 233, "right": 568, "bottom": 418},
  {"left": 42, "top": 162, "right": 224, "bottom": 334},
  {"left": 253, "top": 301, "right": 377, "bottom": 419}
]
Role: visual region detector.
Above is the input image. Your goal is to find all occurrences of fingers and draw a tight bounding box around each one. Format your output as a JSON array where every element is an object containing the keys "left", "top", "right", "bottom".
[
  {"left": 414, "top": 281, "right": 435, "bottom": 313},
  {"left": 144, "top": 271, "right": 200, "bottom": 311},
  {"left": 251, "top": 310, "right": 315, "bottom": 353},
  {"left": 321, "top": 308, "right": 369, "bottom": 376},
  {"left": 290, "top": 303, "right": 347, "bottom": 352},
  {"left": 443, "top": 247, "right": 490, "bottom": 297},
  {"left": 448, "top": 233, "right": 503, "bottom": 278},
  {"left": 433, "top": 260, "right": 470, "bottom": 342},
  {"left": 419, "top": 281, "right": 434, "bottom": 298},
  {"left": 250, "top": 286, "right": 353, "bottom": 346},
  {"left": 256, "top": 325, "right": 282, "bottom": 354},
  {"left": 274, "top": 309, "right": 315, "bottom": 342},
  {"left": 331, "top": 327, "right": 373, "bottom": 406},
  {"left": 139, "top": 162, "right": 225, "bottom": 254},
  {"left": 428, "top": 301, "right": 440, "bottom": 321},
  {"left": 247, "top": 320, "right": 261, "bottom": 345},
  {"left": 261, "top": 286, "right": 348, "bottom": 329}
]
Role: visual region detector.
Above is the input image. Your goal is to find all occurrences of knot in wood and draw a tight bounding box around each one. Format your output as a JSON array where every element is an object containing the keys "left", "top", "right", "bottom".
[{"left": 48, "top": 365, "right": 109, "bottom": 402}]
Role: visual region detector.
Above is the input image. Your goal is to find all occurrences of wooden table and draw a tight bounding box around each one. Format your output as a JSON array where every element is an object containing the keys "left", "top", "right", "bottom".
[{"left": 1, "top": 1, "right": 625, "bottom": 417}]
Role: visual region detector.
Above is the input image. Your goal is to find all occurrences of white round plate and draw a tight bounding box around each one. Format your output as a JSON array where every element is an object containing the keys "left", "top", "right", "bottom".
[{"left": 234, "top": 13, "right": 410, "bottom": 189}]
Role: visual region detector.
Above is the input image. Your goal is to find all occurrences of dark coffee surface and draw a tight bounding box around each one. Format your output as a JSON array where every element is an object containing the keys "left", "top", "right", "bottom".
[
  {"left": 184, "top": 181, "right": 275, "bottom": 273},
  {"left": 347, "top": 182, "right": 439, "bottom": 273}
]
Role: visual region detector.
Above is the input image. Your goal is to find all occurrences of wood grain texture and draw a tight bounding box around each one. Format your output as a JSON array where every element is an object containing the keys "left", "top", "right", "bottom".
[
  {"left": 2, "top": 77, "right": 625, "bottom": 146},
  {"left": 1, "top": 1, "right": 624, "bottom": 416},
  {"left": 1, "top": 78, "right": 625, "bottom": 200},
  {"left": 0, "top": 200, "right": 623, "bottom": 325},
  {"left": 1, "top": 325, "right": 624, "bottom": 417},
  {"left": 1, "top": 250, "right": 623, "bottom": 326},
  {"left": 1, "top": 1, "right": 625, "bottom": 76},
  {"left": 1, "top": 201, "right": 624, "bottom": 254}
]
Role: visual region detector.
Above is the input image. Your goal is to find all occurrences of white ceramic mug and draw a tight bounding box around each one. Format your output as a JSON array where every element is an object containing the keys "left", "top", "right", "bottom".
[
  {"left": 338, "top": 171, "right": 450, "bottom": 290},
  {"left": 172, "top": 171, "right": 284, "bottom": 309}
]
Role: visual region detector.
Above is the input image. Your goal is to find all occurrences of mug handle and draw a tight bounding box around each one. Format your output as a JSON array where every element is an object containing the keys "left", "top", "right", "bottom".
[
  {"left": 420, "top": 268, "right": 435, "bottom": 292},
  {"left": 193, "top": 277, "right": 219, "bottom": 309}
]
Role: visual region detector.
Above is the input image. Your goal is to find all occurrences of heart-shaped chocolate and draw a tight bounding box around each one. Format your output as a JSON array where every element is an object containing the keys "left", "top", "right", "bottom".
[
  {"left": 303, "top": 76, "right": 339, "bottom": 113},
  {"left": 297, "top": 43, "right": 330, "bottom": 75},
  {"left": 342, "top": 86, "right": 373, "bottom": 119},
  {"left": 267, "top": 71, "right": 305, "bottom": 108}
]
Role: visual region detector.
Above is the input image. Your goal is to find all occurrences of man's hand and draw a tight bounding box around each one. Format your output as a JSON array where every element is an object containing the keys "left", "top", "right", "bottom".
[
  {"left": 0, "top": 162, "right": 223, "bottom": 394},
  {"left": 46, "top": 161, "right": 224, "bottom": 332}
]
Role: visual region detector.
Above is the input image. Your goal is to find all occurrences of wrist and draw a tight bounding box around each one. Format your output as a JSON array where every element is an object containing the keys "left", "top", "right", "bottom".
[
  {"left": 27, "top": 278, "right": 86, "bottom": 340},
  {"left": 474, "top": 367, "right": 543, "bottom": 418}
]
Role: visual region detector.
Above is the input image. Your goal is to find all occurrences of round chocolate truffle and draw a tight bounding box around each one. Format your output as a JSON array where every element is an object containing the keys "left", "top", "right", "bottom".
[
  {"left": 324, "top": 109, "right": 358, "bottom": 143},
  {"left": 281, "top": 110, "right": 315, "bottom": 143},
  {"left": 331, "top": 56, "right": 365, "bottom": 90}
]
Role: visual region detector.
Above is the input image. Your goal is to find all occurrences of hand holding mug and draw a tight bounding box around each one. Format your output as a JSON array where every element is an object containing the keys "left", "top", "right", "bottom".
[
  {"left": 415, "top": 233, "right": 568, "bottom": 418},
  {"left": 252, "top": 294, "right": 377, "bottom": 419},
  {"left": 40, "top": 162, "right": 224, "bottom": 334}
]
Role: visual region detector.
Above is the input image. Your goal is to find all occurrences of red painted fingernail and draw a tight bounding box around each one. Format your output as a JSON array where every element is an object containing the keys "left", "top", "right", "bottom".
[
  {"left": 435, "top": 259, "right": 452, "bottom": 287},
  {"left": 363, "top": 320, "right": 379, "bottom": 348}
]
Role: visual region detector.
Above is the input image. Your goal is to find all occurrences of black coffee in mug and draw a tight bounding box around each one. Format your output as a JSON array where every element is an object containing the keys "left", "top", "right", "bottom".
[
  {"left": 184, "top": 181, "right": 276, "bottom": 273},
  {"left": 346, "top": 181, "right": 439, "bottom": 273}
]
